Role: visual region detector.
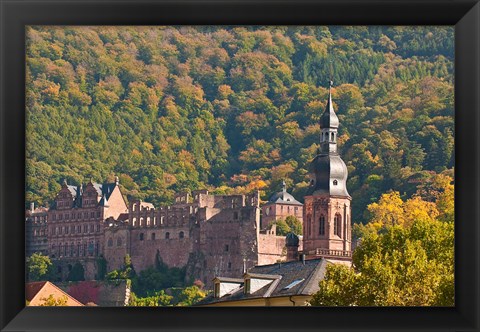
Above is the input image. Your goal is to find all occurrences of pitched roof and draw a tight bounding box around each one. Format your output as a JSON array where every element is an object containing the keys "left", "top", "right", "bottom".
[
  {"left": 26, "top": 281, "right": 84, "bottom": 306},
  {"left": 51, "top": 181, "right": 119, "bottom": 210},
  {"left": 267, "top": 180, "right": 303, "bottom": 206},
  {"left": 66, "top": 185, "right": 78, "bottom": 197},
  {"left": 197, "top": 258, "right": 328, "bottom": 305},
  {"left": 93, "top": 182, "right": 117, "bottom": 201}
]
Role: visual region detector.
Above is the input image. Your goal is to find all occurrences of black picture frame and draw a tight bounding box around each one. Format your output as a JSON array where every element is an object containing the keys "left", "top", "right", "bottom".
[{"left": 1, "top": 0, "right": 479, "bottom": 331}]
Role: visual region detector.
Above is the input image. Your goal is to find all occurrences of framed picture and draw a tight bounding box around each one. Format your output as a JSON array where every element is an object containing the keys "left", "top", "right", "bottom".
[{"left": 1, "top": 0, "right": 479, "bottom": 331}]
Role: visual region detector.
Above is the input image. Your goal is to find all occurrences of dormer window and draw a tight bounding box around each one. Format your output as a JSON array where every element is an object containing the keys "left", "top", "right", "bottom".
[{"left": 333, "top": 180, "right": 338, "bottom": 186}]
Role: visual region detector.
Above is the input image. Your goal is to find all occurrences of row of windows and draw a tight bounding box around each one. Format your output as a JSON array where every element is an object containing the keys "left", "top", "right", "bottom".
[
  {"left": 106, "top": 231, "right": 188, "bottom": 248},
  {"left": 131, "top": 215, "right": 194, "bottom": 227},
  {"left": 139, "top": 231, "right": 185, "bottom": 241},
  {"left": 132, "top": 216, "right": 161, "bottom": 227},
  {"left": 51, "top": 242, "right": 100, "bottom": 258},
  {"left": 28, "top": 216, "right": 47, "bottom": 223},
  {"left": 51, "top": 211, "right": 101, "bottom": 221},
  {"left": 321, "top": 131, "right": 337, "bottom": 142},
  {"left": 51, "top": 224, "right": 101, "bottom": 235},
  {"left": 107, "top": 237, "right": 123, "bottom": 247},
  {"left": 306, "top": 213, "right": 346, "bottom": 238},
  {"left": 32, "top": 229, "right": 47, "bottom": 236},
  {"left": 265, "top": 206, "right": 299, "bottom": 216}
]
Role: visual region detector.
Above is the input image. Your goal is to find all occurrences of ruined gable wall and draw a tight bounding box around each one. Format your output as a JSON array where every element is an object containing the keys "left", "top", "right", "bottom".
[
  {"left": 104, "top": 186, "right": 128, "bottom": 219},
  {"left": 257, "top": 233, "right": 286, "bottom": 265},
  {"left": 198, "top": 205, "right": 259, "bottom": 286}
]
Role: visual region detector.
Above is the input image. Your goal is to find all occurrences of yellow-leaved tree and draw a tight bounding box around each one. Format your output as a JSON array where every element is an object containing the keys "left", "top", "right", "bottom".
[{"left": 311, "top": 189, "right": 454, "bottom": 307}]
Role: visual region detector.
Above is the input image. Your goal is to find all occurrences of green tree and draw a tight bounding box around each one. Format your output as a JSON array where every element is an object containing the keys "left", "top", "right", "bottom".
[
  {"left": 274, "top": 219, "right": 290, "bottom": 236},
  {"left": 128, "top": 290, "right": 173, "bottom": 307},
  {"left": 176, "top": 286, "right": 208, "bottom": 306},
  {"left": 67, "top": 262, "right": 85, "bottom": 282},
  {"left": 106, "top": 254, "right": 136, "bottom": 280},
  {"left": 285, "top": 215, "right": 303, "bottom": 235},
  {"left": 39, "top": 294, "right": 68, "bottom": 306},
  {"left": 311, "top": 218, "right": 454, "bottom": 306},
  {"left": 26, "top": 253, "right": 53, "bottom": 281},
  {"left": 274, "top": 216, "right": 303, "bottom": 236}
]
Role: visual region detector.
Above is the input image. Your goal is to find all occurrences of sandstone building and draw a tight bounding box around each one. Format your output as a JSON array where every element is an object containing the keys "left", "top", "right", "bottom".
[
  {"left": 103, "top": 190, "right": 292, "bottom": 286},
  {"left": 197, "top": 257, "right": 349, "bottom": 306},
  {"left": 25, "top": 203, "right": 49, "bottom": 256},
  {"left": 302, "top": 81, "right": 352, "bottom": 260},
  {"left": 45, "top": 178, "right": 128, "bottom": 279},
  {"left": 29, "top": 181, "right": 301, "bottom": 284},
  {"left": 261, "top": 181, "right": 303, "bottom": 229}
]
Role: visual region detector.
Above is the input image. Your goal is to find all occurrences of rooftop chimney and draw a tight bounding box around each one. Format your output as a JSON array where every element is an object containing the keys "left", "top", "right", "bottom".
[{"left": 30, "top": 202, "right": 35, "bottom": 212}]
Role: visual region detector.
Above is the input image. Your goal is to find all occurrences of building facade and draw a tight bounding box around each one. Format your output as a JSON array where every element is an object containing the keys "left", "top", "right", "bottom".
[
  {"left": 25, "top": 203, "right": 49, "bottom": 256},
  {"left": 46, "top": 178, "right": 128, "bottom": 279},
  {"left": 261, "top": 181, "right": 303, "bottom": 230},
  {"left": 103, "top": 190, "right": 290, "bottom": 286}
]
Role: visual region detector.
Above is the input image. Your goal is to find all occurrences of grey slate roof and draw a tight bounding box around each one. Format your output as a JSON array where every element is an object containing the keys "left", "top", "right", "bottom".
[
  {"left": 197, "top": 258, "right": 328, "bottom": 305},
  {"left": 51, "top": 181, "right": 118, "bottom": 209},
  {"left": 268, "top": 182, "right": 302, "bottom": 206},
  {"left": 66, "top": 185, "right": 78, "bottom": 197},
  {"left": 306, "top": 154, "right": 350, "bottom": 198}
]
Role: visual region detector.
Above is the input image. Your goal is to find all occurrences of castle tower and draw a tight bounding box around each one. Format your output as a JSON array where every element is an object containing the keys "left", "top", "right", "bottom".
[{"left": 302, "top": 81, "right": 352, "bottom": 259}]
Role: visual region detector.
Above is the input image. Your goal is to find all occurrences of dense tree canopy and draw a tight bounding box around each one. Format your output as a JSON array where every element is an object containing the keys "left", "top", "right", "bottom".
[
  {"left": 310, "top": 190, "right": 454, "bottom": 306},
  {"left": 26, "top": 252, "right": 54, "bottom": 281},
  {"left": 26, "top": 26, "right": 454, "bottom": 224}
]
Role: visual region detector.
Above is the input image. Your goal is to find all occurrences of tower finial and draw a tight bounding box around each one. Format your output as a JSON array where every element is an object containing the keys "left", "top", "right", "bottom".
[
  {"left": 329, "top": 57, "right": 334, "bottom": 87},
  {"left": 282, "top": 180, "right": 287, "bottom": 192}
]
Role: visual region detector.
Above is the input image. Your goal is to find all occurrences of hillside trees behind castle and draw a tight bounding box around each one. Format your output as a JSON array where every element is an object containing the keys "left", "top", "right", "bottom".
[{"left": 26, "top": 26, "right": 454, "bottom": 223}]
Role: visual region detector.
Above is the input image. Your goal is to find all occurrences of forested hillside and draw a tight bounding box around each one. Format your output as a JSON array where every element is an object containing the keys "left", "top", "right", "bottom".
[{"left": 26, "top": 26, "right": 454, "bottom": 223}]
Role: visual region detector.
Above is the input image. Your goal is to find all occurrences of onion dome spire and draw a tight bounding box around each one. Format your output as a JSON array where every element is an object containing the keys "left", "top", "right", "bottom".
[{"left": 306, "top": 80, "right": 350, "bottom": 198}]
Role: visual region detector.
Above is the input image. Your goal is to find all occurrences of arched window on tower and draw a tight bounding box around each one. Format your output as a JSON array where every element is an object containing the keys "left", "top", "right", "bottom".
[
  {"left": 334, "top": 213, "right": 342, "bottom": 237},
  {"left": 319, "top": 215, "right": 325, "bottom": 235},
  {"left": 331, "top": 132, "right": 334, "bottom": 141},
  {"left": 307, "top": 215, "right": 312, "bottom": 236}
]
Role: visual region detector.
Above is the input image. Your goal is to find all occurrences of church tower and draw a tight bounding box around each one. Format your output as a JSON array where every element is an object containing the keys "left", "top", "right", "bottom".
[{"left": 303, "top": 81, "right": 352, "bottom": 259}]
